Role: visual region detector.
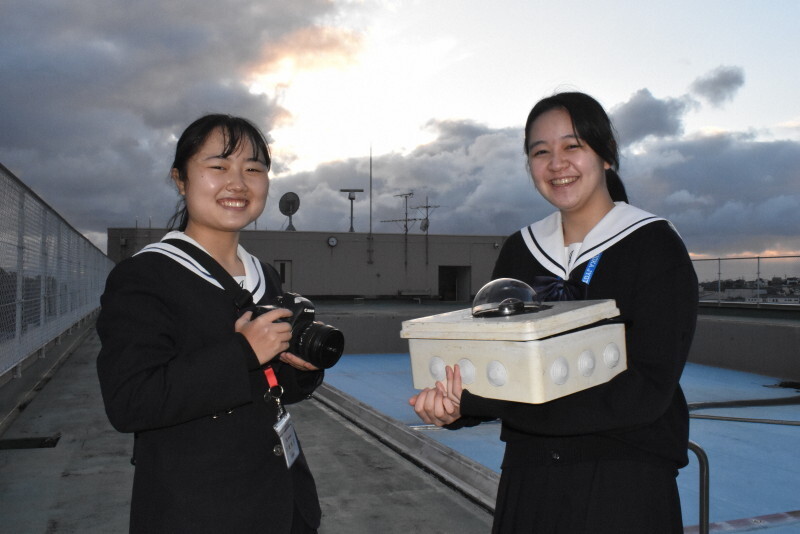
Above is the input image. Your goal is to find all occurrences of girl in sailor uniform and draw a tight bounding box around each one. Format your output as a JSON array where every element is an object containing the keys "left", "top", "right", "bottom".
[
  {"left": 410, "top": 92, "right": 698, "bottom": 533},
  {"left": 97, "top": 115, "right": 323, "bottom": 533}
]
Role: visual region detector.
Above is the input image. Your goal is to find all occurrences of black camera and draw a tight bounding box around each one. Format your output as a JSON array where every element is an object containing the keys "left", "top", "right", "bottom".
[{"left": 248, "top": 292, "right": 344, "bottom": 369}]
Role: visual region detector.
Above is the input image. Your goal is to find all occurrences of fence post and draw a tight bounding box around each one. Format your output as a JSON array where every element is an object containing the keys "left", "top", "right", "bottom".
[{"left": 687, "top": 440, "right": 709, "bottom": 534}]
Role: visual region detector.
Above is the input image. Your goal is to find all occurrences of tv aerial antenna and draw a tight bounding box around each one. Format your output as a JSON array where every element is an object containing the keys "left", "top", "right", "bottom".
[
  {"left": 279, "top": 192, "right": 300, "bottom": 231},
  {"left": 413, "top": 196, "right": 439, "bottom": 265},
  {"left": 413, "top": 196, "right": 440, "bottom": 234},
  {"left": 381, "top": 191, "right": 421, "bottom": 268},
  {"left": 381, "top": 192, "right": 421, "bottom": 234}
]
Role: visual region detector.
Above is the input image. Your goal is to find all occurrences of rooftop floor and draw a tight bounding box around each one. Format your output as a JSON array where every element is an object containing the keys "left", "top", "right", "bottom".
[
  {"left": 1, "top": 320, "right": 798, "bottom": 533},
  {"left": 323, "top": 353, "right": 800, "bottom": 532}
]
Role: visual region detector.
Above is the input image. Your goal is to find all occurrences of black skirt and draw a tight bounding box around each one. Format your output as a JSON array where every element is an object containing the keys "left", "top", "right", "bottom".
[{"left": 492, "top": 456, "right": 683, "bottom": 534}]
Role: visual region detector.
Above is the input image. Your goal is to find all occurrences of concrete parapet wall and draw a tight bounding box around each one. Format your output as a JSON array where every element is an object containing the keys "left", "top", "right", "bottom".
[
  {"left": 319, "top": 304, "right": 800, "bottom": 382},
  {"left": 317, "top": 308, "right": 430, "bottom": 355},
  {"left": 689, "top": 317, "right": 800, "bottom": 382}
]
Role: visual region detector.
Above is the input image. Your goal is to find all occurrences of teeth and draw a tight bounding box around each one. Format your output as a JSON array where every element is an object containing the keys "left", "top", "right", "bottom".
[
  {"left": 551, "top": 177, "right": 577, "bottom": 186},
  {"left": 220, "top": 199, "right": 247, "bottom": 208}
]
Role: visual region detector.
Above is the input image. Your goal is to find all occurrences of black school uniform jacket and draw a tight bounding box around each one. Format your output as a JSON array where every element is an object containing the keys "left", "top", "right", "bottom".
[
  {"left": 455, "top": 203, "right": 698, "bottom": 469},
  {"left": 96, "top": 233, "right": 322, "bottom": 533}
]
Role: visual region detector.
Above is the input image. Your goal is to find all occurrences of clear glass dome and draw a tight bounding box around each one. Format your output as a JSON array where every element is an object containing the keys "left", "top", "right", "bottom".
[{"left": 472, "top": 278, "right": 543, "bottom": 318}]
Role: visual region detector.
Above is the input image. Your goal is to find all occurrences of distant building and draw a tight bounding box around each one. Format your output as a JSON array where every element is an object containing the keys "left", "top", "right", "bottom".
[
  {"left": 724, "top": 288, "right": 766, "bottom": 301},
  {"left": 107, "top": 228, "right": 507, "bottom": 301}
]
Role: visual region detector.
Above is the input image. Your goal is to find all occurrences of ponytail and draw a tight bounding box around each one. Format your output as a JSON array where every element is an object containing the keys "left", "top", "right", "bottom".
[
  {"left": 167, "top": 201, "right": 188, "bottom": 231},
  {"left": 606, "top": 169, "right": 628, "bottom": 203}
]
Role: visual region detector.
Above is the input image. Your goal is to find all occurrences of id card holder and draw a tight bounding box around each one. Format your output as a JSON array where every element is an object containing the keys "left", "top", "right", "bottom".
[{"left": 273, "top": 411, "right": 300, "bottom": 468}]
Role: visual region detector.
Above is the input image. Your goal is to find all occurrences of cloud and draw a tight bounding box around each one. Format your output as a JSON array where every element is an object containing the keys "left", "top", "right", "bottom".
[
  {"left": 262, "top": 106, "right": 800, "bottom": 259},
  {"left": 0, "top": 0, "right": 358, "bottom": 247},
  {"left": 261, "top": 120, "right": 545, "bottom": 236},
  {"left": 609, "top": 89, "right": 691, "bottom": 146},
  {"left": 664, "top": 189, "right": 713, "bottom": 206},
  {"left": 690, "top": 66, "right": 745, "bottom": 107},
  {"left": 2, "top": 3, "right": 798, "bottom": 262},
  {"left": 622, "top": 132, "right": 800, "bottom": 255}
]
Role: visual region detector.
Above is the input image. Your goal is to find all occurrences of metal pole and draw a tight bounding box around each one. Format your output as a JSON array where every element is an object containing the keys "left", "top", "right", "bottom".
[
  {"left": 756, "top": 256, "right": 762, "bottom": 305},
  {"left": 687, "top": 441, "right": 710, "bottom": 534},
  {"left": 348, "top": 195, "right": 355, "bottom": 232},
  {"left": 368, "top": 147, "right": 374, "bottom": 264}
]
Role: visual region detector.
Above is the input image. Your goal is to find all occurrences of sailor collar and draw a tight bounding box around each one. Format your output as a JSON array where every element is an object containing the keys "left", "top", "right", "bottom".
[
  {"left": 521, "top": 202, "right": 666, "bottom": 279},
  {"left": 136, "top": 231, "right": 267, "bottom": 303}
]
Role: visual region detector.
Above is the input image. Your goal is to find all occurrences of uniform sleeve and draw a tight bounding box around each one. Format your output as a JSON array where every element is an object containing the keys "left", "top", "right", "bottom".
[
  {"left": 96, "top": 260, "right": 254, "bottom": 433},
  {"left": 491, "top": 231, "right": 533, "bottom": 281},
  {"left": 460, "top": 226, "right": 698, "bottom": 436}
]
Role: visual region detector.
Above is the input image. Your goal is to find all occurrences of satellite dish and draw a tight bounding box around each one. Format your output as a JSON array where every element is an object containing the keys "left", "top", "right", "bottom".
[
  {"left": 279, "top": 192, "right": 300, "bottom": 216},
  {"left": 279, "top": 192, "right": 300, "bottom": 231}
]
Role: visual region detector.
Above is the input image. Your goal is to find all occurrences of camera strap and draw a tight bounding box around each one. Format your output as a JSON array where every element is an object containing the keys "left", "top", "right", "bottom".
[{"left": 163, "top": 238, "right": 266, "bottom": 311}]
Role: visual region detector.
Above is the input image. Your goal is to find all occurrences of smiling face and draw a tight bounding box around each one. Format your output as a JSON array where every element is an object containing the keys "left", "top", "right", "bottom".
[
  {"left": 172, "top": 127, "right": 269, "bottom": 242},
  {"left": 526, "top": 107, "right": 613, "bottom": 218}
]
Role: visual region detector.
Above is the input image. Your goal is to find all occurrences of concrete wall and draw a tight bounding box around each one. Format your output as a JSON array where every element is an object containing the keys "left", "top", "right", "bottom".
[
  {"left": 108, "top": 228, "right": 506, "bottom": 300},
  {"left": 107, "top": 229, "right": 800, "bottom": 381},
  {"left": 689, "top": 316, "right": 800, "bottom": 382},
  {"left": 317, "top": 307, "right": 800, "bottom": 382}
]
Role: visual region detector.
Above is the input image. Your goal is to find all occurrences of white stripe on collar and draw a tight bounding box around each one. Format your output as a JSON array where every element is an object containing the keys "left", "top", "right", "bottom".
[
  {"left": 136, "top": 231, "right": 267, "bottom": 302},
  {"left": 521, "top": 203, "right": 667, "bottom": 279}
]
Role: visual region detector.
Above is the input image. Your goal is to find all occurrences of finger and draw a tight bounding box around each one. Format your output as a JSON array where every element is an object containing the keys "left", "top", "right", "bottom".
[
  {"left": 448, "top": 364, "right": 463, "bottom": 404},
  {"left": 234, "top": 312, "right": 252, "bottom": 331},
  {"left": 408, "top": 394, "right": 419, "bottom": 407},
  {"left": 280, "top": 352, "right": 319, "bottom": 371},
  {"left": 453, "top": 364, "right": 463, "bottom": 391},
  {"left": 442, "top": 395, "right": 456, "bottom": 415},
  {"left": 262, "top": 307, "right": 293, "bottom": 322},
  {"left": 433, "top": 389, "right": 450, "bottom": 422},
  {"left": 423, "top": 389, "right": 443, "bottom": 425},
  {"left": 413, "top": 389, "right": 433, "bottom": 424}
]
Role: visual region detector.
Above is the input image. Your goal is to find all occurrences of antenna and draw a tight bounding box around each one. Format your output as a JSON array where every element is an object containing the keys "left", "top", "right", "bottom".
[
  {"left": 278, "top": 192, "right": 300, "bottom": 231},
  {"left": 340, "top": 188, "right": 364, "bottom": 232},
  {"left": 368, "top": 146, "right": 374, "bottom": 264},
  {"left": 412, "top": 196, "right": 440, "bottom": 265},
  {"left": 381, "top": 192, "right": 421, "bottom": 268},
  {"left": 412, "top": 196, "right": 440, "bottom": 235},
  {"left": 381, "top": 192, "right": 420, "bottom": 233}
]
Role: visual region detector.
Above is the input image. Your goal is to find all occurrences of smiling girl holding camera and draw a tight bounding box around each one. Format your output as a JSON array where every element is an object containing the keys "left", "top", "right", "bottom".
[{"left": 97, "top": 115, "right": 322, "bottom": 533}]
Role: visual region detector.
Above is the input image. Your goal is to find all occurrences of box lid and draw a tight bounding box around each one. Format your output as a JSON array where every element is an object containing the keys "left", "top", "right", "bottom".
[{"left": 400, "top": 299, "right": 619, "bottom": 341}]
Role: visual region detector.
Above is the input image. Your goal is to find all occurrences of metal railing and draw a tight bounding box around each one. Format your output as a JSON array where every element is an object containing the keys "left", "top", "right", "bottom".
[
  {"left": 692, "top": 255, "right": 800, "bottom": 305},
  {"left": 687, "top": 441, "right": 710, "bottom": 534},
  {"left": 0, "top": 163, "right": 114, "bottom": 379}
]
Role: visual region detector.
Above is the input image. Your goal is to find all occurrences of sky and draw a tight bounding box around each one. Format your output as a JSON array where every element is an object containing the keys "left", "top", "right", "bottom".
[{"left": 2, "top": 0, "right": 800, "bottom": 271}]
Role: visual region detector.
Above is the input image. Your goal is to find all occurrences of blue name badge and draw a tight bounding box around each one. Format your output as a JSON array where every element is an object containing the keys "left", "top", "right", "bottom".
[{"left": 581, "top": 253, "right": 602, "bottom": 285}]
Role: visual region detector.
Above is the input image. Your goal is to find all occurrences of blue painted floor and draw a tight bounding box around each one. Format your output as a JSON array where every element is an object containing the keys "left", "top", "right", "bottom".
[{"left": 324, "top": 355, "right": 800, "bottom": 530}]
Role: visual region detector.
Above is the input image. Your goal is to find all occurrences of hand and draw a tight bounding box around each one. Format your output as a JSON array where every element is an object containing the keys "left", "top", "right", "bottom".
[
  {"left": 235, "top": 308, "right": 293, "bottom": 365},
  {"left": 408, "top": 365, "right": 463, "bottom": 426},
  {"left": 279, "top": 351, "right": 320, "bottom": 372}
]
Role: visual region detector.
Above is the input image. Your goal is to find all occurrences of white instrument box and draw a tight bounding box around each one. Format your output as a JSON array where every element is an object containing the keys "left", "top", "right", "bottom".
[{"left": 401, "top": 299, "right": 627, "bottom": 404}]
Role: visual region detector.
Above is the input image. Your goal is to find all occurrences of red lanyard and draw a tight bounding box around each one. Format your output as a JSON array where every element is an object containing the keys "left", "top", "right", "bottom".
[
  {"left": 263, "top": 366, "right": 286, "bottom": 421},
  {"left": 264, "top": 367, "right": 279, "bottom": 388}
]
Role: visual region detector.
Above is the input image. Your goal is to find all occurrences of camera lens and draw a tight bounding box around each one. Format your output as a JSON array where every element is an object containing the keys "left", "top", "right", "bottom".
[{"left": 295, "top": 321, "right": 345, "bottom": 369}]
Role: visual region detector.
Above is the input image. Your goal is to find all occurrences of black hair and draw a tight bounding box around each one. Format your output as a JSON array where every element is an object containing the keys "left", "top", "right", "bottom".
[
  {"left": 523, "top": 92, "right": 628, "bottom": 203},
  {"left": 167, "top": 114, "right": 271, "bottom": 231}
]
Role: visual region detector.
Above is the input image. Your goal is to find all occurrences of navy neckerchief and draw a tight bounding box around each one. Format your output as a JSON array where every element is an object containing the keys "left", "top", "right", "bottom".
[{"left": 531, "top": 253, "right": 602, "bottom": 301}]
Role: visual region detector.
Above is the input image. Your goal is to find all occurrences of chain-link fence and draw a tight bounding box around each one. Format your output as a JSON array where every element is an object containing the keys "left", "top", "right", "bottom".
[{"left": 0, "top": 163, "right": 113, "bottom": 378}]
